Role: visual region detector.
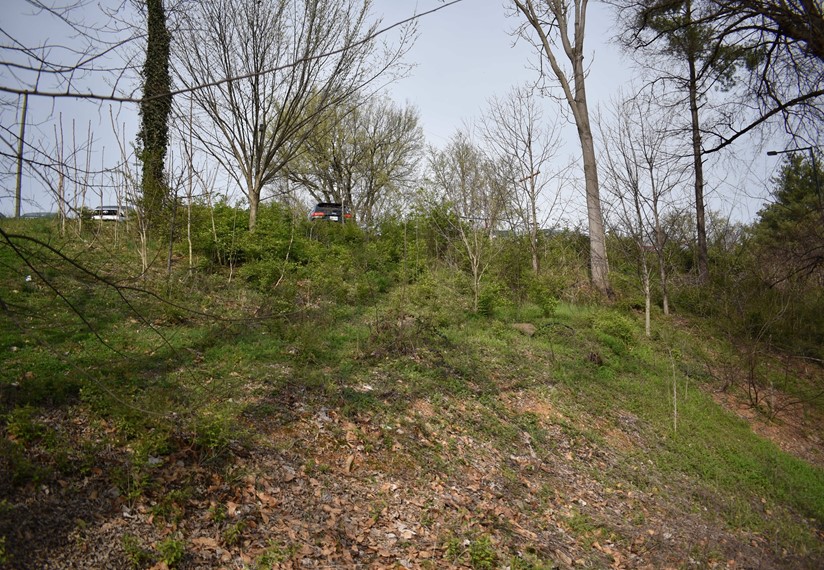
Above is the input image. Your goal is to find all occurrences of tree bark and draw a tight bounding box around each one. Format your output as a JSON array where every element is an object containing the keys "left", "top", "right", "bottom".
[
  {"left": 138, "top": 0, "right": 172, "bottom": 233},
  {"left": 652, "top": 197, "right": 670, "bottom": 315},
  {"left": 578, "top": 111, "right": 611, "bottom": 296},
  {"left": 514, "top": 0, "right": 612, "bottom": 297},
  {"left": 686, "top": 0, "right": 710, "bottom": 284}
]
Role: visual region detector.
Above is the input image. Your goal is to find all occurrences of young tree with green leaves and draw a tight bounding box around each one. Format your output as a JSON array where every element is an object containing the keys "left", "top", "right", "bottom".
[{"left": 281, "top": 95, "right": 423, "bottom": 226}]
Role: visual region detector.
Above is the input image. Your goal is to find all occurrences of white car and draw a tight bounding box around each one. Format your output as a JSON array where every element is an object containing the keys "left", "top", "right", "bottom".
[{"left": 91, "top": 206, "right": 130, "bottom": 222}]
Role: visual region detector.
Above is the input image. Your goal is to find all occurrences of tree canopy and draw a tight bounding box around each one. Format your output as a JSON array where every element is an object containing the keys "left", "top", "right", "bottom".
[{"left": 753, "top": 151, "right": 824, "bottom": 285}]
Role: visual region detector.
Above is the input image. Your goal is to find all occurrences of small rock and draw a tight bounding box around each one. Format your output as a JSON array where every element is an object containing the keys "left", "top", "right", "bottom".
[{"left": 512, "top": 323, "right": 537, "bottom": 336}]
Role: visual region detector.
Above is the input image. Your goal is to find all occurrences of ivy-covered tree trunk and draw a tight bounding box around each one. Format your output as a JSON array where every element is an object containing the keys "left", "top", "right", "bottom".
[{"left": 138, "top": 0, "right": 172, "bottom": 232}]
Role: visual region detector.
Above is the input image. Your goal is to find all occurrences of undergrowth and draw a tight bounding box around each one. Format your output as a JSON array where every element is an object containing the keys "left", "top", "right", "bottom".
[{"left": 1, "top": 214, "right": 822, "bottom": 568}]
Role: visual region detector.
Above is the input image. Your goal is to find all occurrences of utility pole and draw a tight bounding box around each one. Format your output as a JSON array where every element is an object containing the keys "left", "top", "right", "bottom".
[{"left": 14, "top": 93, "right": 28, "bottom": 218}]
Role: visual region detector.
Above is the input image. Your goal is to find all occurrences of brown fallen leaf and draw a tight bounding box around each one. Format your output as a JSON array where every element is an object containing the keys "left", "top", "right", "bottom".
[{"left": 191, "top": 536, "right": 219, "bottom": 549}]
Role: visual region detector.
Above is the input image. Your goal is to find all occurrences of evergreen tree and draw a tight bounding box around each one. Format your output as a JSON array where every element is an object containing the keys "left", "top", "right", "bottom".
[{"left": 754, "top": 152, "right": 824, "bottom": 284}]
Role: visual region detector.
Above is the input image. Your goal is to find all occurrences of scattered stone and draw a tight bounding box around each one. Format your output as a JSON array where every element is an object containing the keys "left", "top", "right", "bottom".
[{"left": 512, "top": 323, "right": 537, "bottom": 336}]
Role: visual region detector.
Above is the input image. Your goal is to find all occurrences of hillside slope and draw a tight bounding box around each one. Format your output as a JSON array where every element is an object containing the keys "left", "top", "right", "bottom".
[{"left": 1, "top": 221, "right": 822, "bottom": 569}]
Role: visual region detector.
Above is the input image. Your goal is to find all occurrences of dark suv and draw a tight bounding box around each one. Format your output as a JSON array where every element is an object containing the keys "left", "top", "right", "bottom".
[{"left": 309, "top": 202, "right": 352, "bottom": 223}]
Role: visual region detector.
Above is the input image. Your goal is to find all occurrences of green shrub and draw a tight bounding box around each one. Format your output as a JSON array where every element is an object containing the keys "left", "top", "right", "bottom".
[
  {"left": 222, "top": 521, "right": 246, "bottom": 547},
  {"left": 157, "top": 536, "right": 185, "bottom": 568},
  {"left": 469, "top": 535, "right": 498, "bottom": 570},
  {"left": 590, "top": 312, "right": 636, "bottom": 347},
  {"left": 0, "top": 438, "right": 48, "bottom": 486},
  {"left": 122, "top": 534, "right": 154, "bottom": 569},
  {"left": 5, "top": 405, "right": 48, "bottom": 443},
  {"left": 477, "top": 284, "right": 500, "bottom": 318},
  {"left": 0, "top": 534, "right": 8, "bottom": 565},
  {"left": 526, "top": 275, "right": 559, "bottom": 317},
  {"left": 399, "top": 268, "right": 471, "bottom": 328},
  {"left": 493, "top": 234, "right": 532, "bottom": 298},
  {"left": 190, "top": 201, "right": 248, "bottom": 266},
  {"left": 192, "top": 408, "right": 240, "bottom": 456},
  {"left": 252, "top": 540, "right": 295, "bottom": 569}
]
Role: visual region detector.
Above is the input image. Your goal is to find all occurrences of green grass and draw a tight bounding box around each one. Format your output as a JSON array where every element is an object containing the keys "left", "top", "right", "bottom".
[
  {"left": 2, "top": 215, "right": 822, "bottom": 565},
  {"left": 530, "top": 308, "right": 824, "bottom": 548}
]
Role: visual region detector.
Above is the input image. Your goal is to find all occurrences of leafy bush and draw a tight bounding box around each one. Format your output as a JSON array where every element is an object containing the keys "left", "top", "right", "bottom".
[
  {"left": 157, "top": 537, "right": 185, "bottom": 568},
  {"left": 5, "top": 405, "right": 49, "bottom": 443},
  {"left": 375, "top": 217, "right": 428, "bottom": 278},
  {"left": 0, "top": 438, "right": 48, "bottom": 486},
  {"left": 469, "top": 535, "right": 498, "bottom": 570},
  {"left": 192, "top": 408, "right": 239, "bottom": 456},
  {"left": 478, "top": 282, "right": 507, "bottom": 317},
  {"left": 492, "top": 234, "right": 532, "bottom": 298},
  {"left": 190, "top": 201, "right": 248, "bottom": 267},
  {"left": 401, "top": 268, "right": 471, "bottom": 328},
  {"left": 526, "top": 275, "right": 559, "bottom": 317},
  {"left": 122, "top": 534, "right": 153, "bottom": 569},
  {"left": 590, "top": 311, "right": 637, "bottom": 348}
]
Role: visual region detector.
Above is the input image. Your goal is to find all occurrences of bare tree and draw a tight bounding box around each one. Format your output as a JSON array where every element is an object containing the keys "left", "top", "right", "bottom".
[
  {"left": 13, "top": 93, "right": 28, "bottom": 218},
  {"left": 0, "top": 0, "right": 143, "bottom": 215},
  {"left": 512, "top": 0, "right": 612, "bottom": 297},
  {"left": 282, "top": 94, "right": 423, "bottom": 226},
  {"left": 173, "top": 0, "right": 414, "bottom": 230},
  {"left": 600, "top": 90, "right": 690, "bottom": 333},
  {"left": 481, "top": 84, "right": 565, "bottom": 275},
  {"left": 426, "top": 129, "right": 508, "bottom": 312}
]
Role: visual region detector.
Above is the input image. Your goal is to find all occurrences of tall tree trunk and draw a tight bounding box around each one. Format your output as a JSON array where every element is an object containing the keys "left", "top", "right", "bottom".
[
  {"left": 652, "top": 198, "right": 670, "bottom": 315},
  {"left": 579, "top": 120, "right": 611, "bottom": 296},
  {"left": 138, "top": 0, "right": 172, "bottom": 233},
  {"left": 530, "top": 219, "right": 540, "bottom": 274},
  {"left": 686, "top": 0, "right": 709, "bottom": 283},
  {"left": 689, "top": 78, "right": 709, "bottom": 283},
  {"left": 530, "top": 176, "right": 540, "bottom": 274},
  {"left": 248, "top": 187, "right": 260, "bottom": 231},
  {"left": 575, "top": 85, "right": 611, "bottom": 297},
  {"left": 514, "top": 0, "right": 612, "bottom": 297},
  {"left": 643, "top": 259, "right": 651, "bottom": 337}
]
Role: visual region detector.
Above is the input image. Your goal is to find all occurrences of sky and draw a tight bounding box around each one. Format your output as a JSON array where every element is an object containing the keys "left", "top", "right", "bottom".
[
  {"left": 1, "top": 0, "right": 785, "bottom": 221},
  {"left": 375, "top": 0, "right": 630, "bottom": 145}
]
